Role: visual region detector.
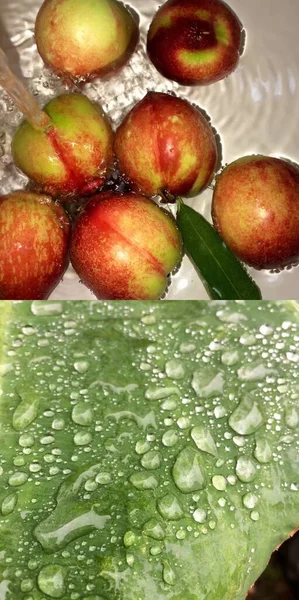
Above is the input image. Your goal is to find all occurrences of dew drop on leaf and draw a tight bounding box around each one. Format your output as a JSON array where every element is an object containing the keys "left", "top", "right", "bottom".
[
  {"left": 141, "top": 451, "right": 161, "bottom": 470},
  {"left": 172, "top": 447, "right": 206, "bottom": 493},
  {"left": 162, "top": 560, "right": 176, "bottom": 586},
  {"left": 1, "top": 493, "right": 17, "bottom": 515},
  {"left": 243, "top": 493, "right": 259, "bottom": 510},
  {"left": 193, "top": 508, "right": 207, "bottom": 523},
  {"left": 254, "top": 437, "right": 272, "bottom": 463},
  {"left": 145, "top": 385, "right": 180, "bottom": 400},
  {"left": 31, "top": 301, "right": 63, "bottom": 316},
  {"left": 37, "top": 564, "right": 67, "bottom": 598},
  {"left": 72, "top": 402, "right": 94, "bottom": 426},
  {"left": 285, "top": 405, "right": 299, "bottom": 429},
  {"left": 135, "top": 440, "right": 151, "bottom": 455},
  {"left": 143, "top": 518, "right": 165, "bottom": 540},
  {"left": 73, "top": 431, "right": 92, "bottom": 446},
  {"left": 229, "top": 390, "right": 264, "bottom": 435},
  {"left": 162, "top": 430, "right": 179, "bottom": 447},
  {"left": 157, "top": 494, "right": 184, "bottom": 521},
  {"left": 12, "top": 393, "right": 40, "bottom": 431},
  {"left": 165, "top": 359, "right": 185, "bottom": 379},
  {"left": 212, "top": 475, "right": 227, "bottom": 491},
  {"left": 235, "top": 457, "right": 256, "bottom": 482},
  {"left": 191, "top": 426, "right": 218, "bottom": 457},
  {"left": 8, "top": 471, "right": 28, "bottom": 486},
  {"left": 129, "top": 472, "right": 159, "bottom": 490},
  {"left": 191, "top": 370, "right": 224, "bottom": 398}
]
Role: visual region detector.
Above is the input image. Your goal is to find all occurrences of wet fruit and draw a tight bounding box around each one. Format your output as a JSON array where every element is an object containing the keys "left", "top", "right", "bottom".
[
  {"left": 35, "top": 0, "right": 139, "bottom": 81},
  {"left": 147, "top": 0, "right": 242, "bottom": 86},
  {"left": 12, "top": 93, "right": 113, "bottom": 198},
  {"left": 0, "top": 191, "right": 70, "bottom": 299},
  {"left": 212, "top": 155, "right": 299, "bottom": 269},
  {"left": 70, "top": 191, "right": 183, "bottom": 299},
  {"left": 114, "top": 92, "right": 217, "bottom": 198}
]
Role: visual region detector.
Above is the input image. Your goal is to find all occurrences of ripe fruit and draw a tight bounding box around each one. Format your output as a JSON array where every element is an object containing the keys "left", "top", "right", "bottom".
[
  {"left": 35, "top": 0, "right": 139, "bottom": 82},
  {"left": 12, "top": 93, "right": 113, "bottom": 198},
  {"left": 212, "top": 155, "right": 299, "bottom": 269},
  {"left": 70, "top": 192, "right": 183, "bottom": 299},
  {"left": 147, "top": 0, "right": 242, "bottom": 86},
  {"left": 114, "top": 92, "right": 218, "bottom": 198},
  {"left": 0, "top": 191, "right": 70, "bottom": 299}
]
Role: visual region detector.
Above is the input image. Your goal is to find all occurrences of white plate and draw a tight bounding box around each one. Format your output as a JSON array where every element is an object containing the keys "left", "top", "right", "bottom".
[{"left": 1, "top": 0, "right": 299, "bottom": 300}]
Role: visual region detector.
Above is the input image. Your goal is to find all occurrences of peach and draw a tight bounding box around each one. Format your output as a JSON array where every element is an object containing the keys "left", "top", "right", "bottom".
[
  {"left": 70, "top": 192, "right": 183, "bottom": 299},
  {"left": 0, "top": 191, "right": 70, "bottom": 299},
  {"left": 35, "top": 0, "right": 139, "bottom": 82},
  {"left": 12, "top": 93, "right": 113, "bottom": 199},
  {"left": 147, "top": 0, "right": 242, "bottom": 86},
  {"left": 114, "top": 92, "right": 218, "bottom": 198},
  {"left": 212, "top": 155, "right": 299, "bottom": 269}
]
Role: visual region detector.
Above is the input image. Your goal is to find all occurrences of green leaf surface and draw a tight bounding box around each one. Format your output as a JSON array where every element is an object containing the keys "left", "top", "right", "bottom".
[
  {"left": 177, "top": 203, "right": 262, "bottom": 300},
  {"left": 0, "top": 300, "right": 299, "bottom": 600}
]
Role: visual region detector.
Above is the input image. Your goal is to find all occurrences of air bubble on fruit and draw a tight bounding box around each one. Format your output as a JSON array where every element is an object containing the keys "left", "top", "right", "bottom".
[
  {"left": 12, "top": 393, "right": 40, "bottom": 431},
  {"left": 193, "top": 508, "right": 207, "bottom": 523},
  {"left": 172, "top": 447, "right": 206, "bottom": 493},
  {"left": 1, "top": 493, "right": 17, "bottom": 515},
  {"left": 254, "top": 438, "right": 272, "bottom": 463},
  {"left": 191, "top": 369, "right": 224, "bottom": 398},
  {"left": 162, "top": 560, "right": 176, "bottom": 586},
  {"left": 229, "top": 390, "right": 264, "bottom": 435},
  {"left": 141, "top": 451, "right": 161, "bottom": 470},
  {"left": 236, "top": 457, "right": 256, "bottom": 483},
  {"left": 243, "top": 493, "right": 258, "bottom": 510},
  {"left": 143, "top": 519, "right": 165, "bottom": 540},
  {"left": 212, "top": 475, "right": 226, "bottom": 491},
  {"left": 72, "top": 402, "right": 94, "bottom": 426},
  {"left": 285, "top": 405, "right": 299, "bottom": 429},
  {"left": 191, "top": 426, "right": 218, "bottom": 457},
  {"left": 237, "top": 363, "right": 272, "bottom": 381},
  {"left": 157, "top": 493, "right": 184, "bottom": 521},
  {"left": 145, "top": 385, "right": 180, "bottom": 400},
  {"left": 73, "top": 432, "right": 92, "bottom": 446},
  {"left": 129, "top": 472, "right": 159, "bottom": 490},
  {"left": 165, "top": 360, "right": 185, "bottom": 379},
  {"left": 162, "top": 430, "right": 179, "bottom": 447},
  {"left": 8, "top": 471, "right": 28, "bottom": 486},
  {"left": 221, "top": 351, "right": 239, "bottom": 366},
  {"left": 37, "top": 564, "right": 67, "bottom": 598},
  {"left": 74, "top": 361, "right": 89, "bottom": 374}
]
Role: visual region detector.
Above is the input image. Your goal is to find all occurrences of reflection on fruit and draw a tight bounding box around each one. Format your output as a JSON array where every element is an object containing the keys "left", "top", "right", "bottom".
[
  {"left": 147, "top": 0, "right": 242, "bottom": 86},
  {"left": 35, "top": 0, "right": 139, "bottom": 81},
  {"left": 114, "top": 92, "right": 218, "bottom": 198},
  {"left": 12, "top": 93, "right": 113, "bottom": 198},
  {"left": 70, "top": 192, "right": 183, "bottom": 299},
  {"left": 212, "top": 155, "right": 299, "bottom": 269},
  {"left": 0, "top": 191, "right": 70, "bottom": 300}
]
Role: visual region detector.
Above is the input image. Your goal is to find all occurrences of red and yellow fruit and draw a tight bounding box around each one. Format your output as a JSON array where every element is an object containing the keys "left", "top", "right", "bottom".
[
  {"left": 0, "top": 191, "right": 70, "bottom": 299},
  {"left": 147, "top": 0, "right": 242, "bottom": 86},
  {"left": 35, "top": 0, "right": 139, "bottom": 81},
  {"left": 70, "top": 192, "right": 183, "bottom": 299},
  {"left": 12, "top": 93, "right": 113, "bottom": 198},
  {"left": 114, "top": 92, "right": 218, "bottom": 198},
  {"left": 212, "top": 155, "right": 299, "bottom": 269}
]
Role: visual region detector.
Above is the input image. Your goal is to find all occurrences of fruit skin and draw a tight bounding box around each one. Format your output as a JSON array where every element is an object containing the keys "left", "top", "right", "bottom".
[
  {"left": 212, "top": 155, "right": 299, "bottom": 269},
  {"left": 0, "top": 191, "right": 70, "bottom": 300},
  {"left": 147, "top": 0, "right": 242, "bottom": 86},
  {"left": 70, "top": 192, "right": 183, "bottom": 300},
  {"left": 12, "top": 93, "right": 114, "bottom": 199},
  {"left": 114, "top": 92, "right": 218, "bottom": 198},
  {"left": 35, "top": 0, "right": 139, "bottom": 81}
]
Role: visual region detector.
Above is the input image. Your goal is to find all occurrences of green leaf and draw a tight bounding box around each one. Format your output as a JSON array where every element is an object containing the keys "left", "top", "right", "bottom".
[
  {"left": 0, "top": 300, "right": 299, "bottom": 600},
  {"left": 177, "top": 203, "right": 262, "bottom": 300}
]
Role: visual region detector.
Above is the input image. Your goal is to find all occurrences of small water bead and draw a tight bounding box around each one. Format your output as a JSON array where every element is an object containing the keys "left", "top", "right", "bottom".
[
  {"left": 123, "top": 531, "right": 136, "bottom": 548},
  {"left": 233, "top": 436, "right": 246, "bottom": 447},
  {"left": 141, "top": 451, "right": 161, "bottom": 470},
  {"left": 74, "top": 361, "right": 89, "bottom": 374},
  {"left": 161, "top": 397, "right": 178, "bottom": 411},
  {"left": 240, "top": 333, "right": 257, "bottom": 346},
  {"left": 243, "top": 493, "right": 258, "bottom": 510},
  {"left": 72, "top": 403, "right": 94, "bottom": 427},
  {"left": 143, "top": 519, "right": 165, "bottom": 540},
  {"left": 212, "top": 476, "right": 226, "bottom": 491},
  {"left": 22, "top": 326, "right": 36, "bottom": 336},
  {"left": 73, "top": 432, "right": 93, "bottom": 446},
  {"left": 150, "top": 545, "right": 163, "bottom": 556},
  {"left": 1, "top": 493, "right": 17, "bottom": 515},
  {"left": 191, "top": 426, "right": 218, "bottom": 457},
  {"left": 145, "top": 385, "right": 180, "bottom": 400},
  {"left": 172, "top": 447, "right": 206, "bottom": 493},
  {"left": 216, "top": 310, "right": 247, "bottom": 323},
  {"left": 162, "top": 430, "right": 179, "bottom": 447},
  {"left": 20, "top": 579, "right": 33, "bottom": 592},
  {"left": 95, "top": 472, "right": 111, "bottom": 485},
  {"left": 162, "top": 560, "right": 176, "bottom": 586},
  {"left": 221, "top": 350, "right": 240, "bottom": 366},
  {"left": 193, "top": 508, "right": 207, "bottom": 523},
  {"left": 130, "top": 472, "right": 158, "bottom": 490},
  {"left": 31, "top": 301, "right": 63, "bottom": 316},
  {"left": 38, "top": 564, "right": 67, "bottom": 598},
  {"left": 14, "top": 456, "right": 25, "bottom": 467},
  {"left": 126, "top": 553, "right": 135, "bottom": 567},
  {"left": 254, "top": 438, "right": 272, "bottom": 464},
  {"left": 29, "top": 462, "right": 42, "bottom": 473},
  {"left": 285, "top": 405, "right": 299, "bottom": 429},
  {"left": 12, "top": 394, "right": 40, "bottom": 431},
  {"left": 176, "top": 417, "right": 190, "bottom": 430},
  {"left": 52, "top": 418, "right": 65, "bottom": 431},
  {"left": 49, "top": 466, "right": 60, "bottom": 476},
  {"left": 250, "top": 511, "right": 260, "bottom": 522},
  {"left": 191, "top": 369, "right": 224, "bottom": 398},
  {"left": 227, "top": 475, "right": 237, "bottom": 485},
  {"left": 19, "top": 433, "right": 35, "bottom": 448},
  {"left": 165, "top": 359, "right": 185, "bottom": 379},
  {"left": 85, "top": 479, "right": 98, "bottom": 492},
  {"left": 237, "top": 363, "right": 272, "bottom": 381},
  {"left": 229, "top": 391, "right": 264, "bottom": 435},
  {"left": 176, "top": 529, "right": 186, "bottom": 540},
  {"left": 28, "top": 560, "right": 38, "bottom": 571},
  {"left": 236, "top": 457, "right": 256, "bottom": 483},
  {"left": 8, "top": 471, "right": 28, "bottom": 486},
  {"left": 214, "top": 406, "right": 227, "bottom": 419},
  {"left": 141, "top": 314, "right": 156, "bottom": 325},
  {"left": 279, "top": 435, "right": 294, "bottom": 444},
  {"left": 157, "top": 494, "right": 184, "bottom": 520},
  {"left": 180, "top": 343, "right": 196, "bottom": 353},
  {"left": 135, "top": 440, "right": 151, "bottom": 455},
  {"left": 40, "top": 435, "right": 55, "bottom": 445},
  {"left": 44, "top": 454, "right": 55, "bottom": 463},
  {"left": 218, "top": 498, "right": 226, "bottom": 507}
]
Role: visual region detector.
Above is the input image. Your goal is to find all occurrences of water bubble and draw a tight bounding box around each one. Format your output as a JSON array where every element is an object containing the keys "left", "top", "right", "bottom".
[
  {"left": 1, "top": 493, "right": 17, "bottom": 515},
  {"left": 12, "top": 394, "right": 40, "bottom": 431},
  {"left": 172, "top": 447, "right": 206, "bottom": 493},
  {"left": 38, "top": 564, "right": 67, "bottom": 598},
  {"left": 218, "top": 497, "right": 226, "bottom": 507},
  {"left": 72, "top": 403, "right": 94, "bottom": 427},
  {"left": 161, "top": 396, "right": 178, "bottom": 410},
  {"left": 236, "top": 457, "right": 256, "bottom": 483},
  {"left": 29, "top": 462, "right": 42, "bottom": 473},
  {"left": 145, "top": 386, "right": 180, "bottom": 400},
  {"left": 180, "top": 343, "right": 196, "bottom": 353},
  {"left": 31, "top": 301, "right": 63, "bottom": 316},
  {"left": 162, "top": 430, "right": 179, "bottom": 447},
  {"left": 95, "top": 472, "right": 111, "bottom": 485},
  {"left": 254, "top": 438, "right": 272, "bottom": 464},
  {"left": 74, "top": 361, "right": 89, "bottom": 374},
  {"left": 285, "top": 405, "right": 299, "bottom": 429},
  {"left": 143, "top": 519, "right": 165, "bottom": 540},
  {"left": 123, "top": 531, "right": 136, "bottom": 548},
  {"left": 162, "top": 560, "right": 176, "bottom": 586},
  {"left": 135, "top": 440, "right": 151, "bottom": 455},
  {"left": 21, "top": 579, "right": 33, "bottom": 592},
  {"left": 212, "top": 475, "right": 227, "bottom": 491},
  {"left": 192, "top": 369, "right": 224, "bottom": 398},
  {"left": 221, "top": 351, "right": 239, "bottom": 366},
  {"left": 243, "top": 493, "right": 258, "bottom": 510},
  {"left": 176, "top": 529, "right": 186, "bottom": 540},
  {"left": 141, "top": 314, "right": 156, "bottom": 325},
  {"left": 233, "top": 436, "right": 246, "bottom": 447},
  {"left": 193, "top": 508, "right": 207, "bottom": 523},
  {"left": 209, "top": 520, "right": 216, "bottom": 530},
  {"left": 130, "top": 472, "right": 158, "bottom": 490},
  {"left": 227, "top": 475, "right": 237, "bottom": 486},
  {"left": 238, "top": 363, "right": 272, "bottom": 381},
  {"left": 19, "top": 433, "right": 35, "bottom": 448},
  {"left": 165, "top": 359, "right": 185, "bottom": 379},
  {"left": 250, "top": 511, "right": 260, "bottom": 522},
  {"left": 126, "top": 552, "right": 135, "bottom": 566},
  {"left": 229, "top": 390, "right": 264, "bottom": 435},
  {"left": 214, "top": 406, "right": 227, "bottom": 419},
  {"left": 73, "top": 432, "right": 93, "bottom": 446},
  {"left": 240, "top": 333, "right": 257, "bottom": 346},
  {"left": 176, "top": 416, "right": 190, "bottom": 430},
  {"left": 150, "top": 545, "right": 163, "bottom": 556},
  {"left": 141, "top": 451, "right": 161, "bottom": 470},
  {"left": 8, "top": 471, "right": 28, "bottom": 486},
  {"left": 28, "top": 560, "right": 38, "bottom": 571},
  {"left": 40, "top": 435, "right": 55, "bottom": 445},
  {"left": 52, "top": 418, "right": 65, "bottom": 431},
  {"left": 217, "top": 311, "right": 247, "bottom": 323},
  {"left": 157, "top": 494, "right": 184, "bottom": 520},
  {"left": 191, "top": 426, "right": 218, "bottom": 457}
]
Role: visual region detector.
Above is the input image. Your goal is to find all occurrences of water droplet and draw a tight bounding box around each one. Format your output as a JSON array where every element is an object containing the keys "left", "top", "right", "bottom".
[
  {"left": 74, "top": 361, "right": 89, "bottom": 374},
  {"left": 180, "top": 342, "right": 196, "bottom": 353},
  {"left": 1, "top": 493, "right": 17, "bottom": 515},
  {"left": 218, "top": 497, "right": 226, "bottom": 507},
  {"left": 141, "top": 451, "right": 161, "bottom": 470},
  {"left": 191, "top": 426, "right": 218, "bottom": 457},
  {"left": 40, "top": 435, "right": 55, "bottom": 445},
  {"left": 72, "top": 402, "right": 94, "bottom": 426},
  {"left": 162, "top": 430, "right": 179, "bottom": 447},
  {"left": 250, "top": 511, "right": 260, "bottom": 521},
  {"left": 192, "top": 369, "right": 224, "bottom": 398},
  {"left": 29, "top": 462, "right": 41, "bottom": 473},
  {"left": 229, "top": 390, "right": 264, "bottom": 435},
  {"left": 8, "top": 471, "right": 28, "bottom": 486},
  {"left": 162, "top": 560, "right": 176, "bottom": 586},
  {"left": 12, "top": 393, "right": 39, "bottom": 431},
  {"left": 135, "top": 440, "right": 151, "bottom": 455},
  {"left": 95, "top": 472, "right": 111, "bottom": 485},
  {"left": 141, "top": 314, "right": 156, "bottom": 325},
  {"left": 176, "top": 416, "right": 190, "bottom": 429},
  {"left": 161, "top": 396, "right": 178, "bottom": 410},
  {"left": 150, "top": 544, "right": 163, "bottom": 556},
  {"left": 236, "top": 457, "right": 256, "bottom": 482},
  {"left": 129, "top": 472, "right": 158, "bottom": 490},
  {"left": 31, "top": 301, "right": 63, "bottom": 316},
  {"left": 285, "top": 405, "right": 299, "bottom": 429},
  {"left": 238, "top": 363, "right": 272, "bottom": 381},
  {"left": 0, "top": 363, "right": 14, "bottom": 376},
  {"left": 19, "top": 433, "right": 35, "bottom": 448},
  {"left": 21, "top": 579, "right": 33, "bottom": 592},
  {"left": 157, "top": 493, "right": 184, "bottom": 521},
  {"left": 38, "top": 564, "right": 67, "bottom": 598},
  {"left": 84, "top": 479, "right": 97, "bottom": 491},
  {"left": 165, "top": 359, "right": 185, "bottom": 379},
  {"left": 243, "top": 493, "right": 258, "bottom": 509},
  {"left": 143, "top": 518, "right": 165, "bottom": 540},
  {"left": 254, "top": 438, "right": 272, "bottom": 464},
  {"left": 209, "top": 520, "right": 216, "bottom": 530},
  {"left": 73, "top": 432, "right": 92, "bottom": 446},
  {"left": 217, "top": 310, "right": 247, "bottom": 323},
  {"left": 193, "top": 508, "right": 207, "bottom": 523},
  {"left": 52, "top": 418, "right": 65, "bottom": 431},
  {"left": 259, "top": 325, "right": 273, "bottom": 336},
  {"left": 227, "top": 475, "right": 237, "bottom": 486},
  {"left": 145, "top": 385, "right": 180, "bottom": 400},
  {"left": 240, "top": 333, "right": 256, "bottom": 346},
  {"left": 172, "top": 447, "right": 206, "bottom": 493},
  {"left": 221, "top": 350, "right": 239, "bottom": 366},
  {"left": 176, "top": 529, "right": 186, "bottom": 540},
  {"left": 212, "top": 475, "right": 227, "bottom": 491},
  {"left": 214, "top": 405, "right": 227, "bottom": 419},
  {"left": 126, "top": 552, "right": 135, "bottom": 566},
  {"left": 123, "top": 531, "right": 136, "bottom": 548}
]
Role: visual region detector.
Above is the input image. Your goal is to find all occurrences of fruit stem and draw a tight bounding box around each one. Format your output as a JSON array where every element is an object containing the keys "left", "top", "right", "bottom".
[{"left": 0, "top": 47, "right": 52, "bottom": 131}]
